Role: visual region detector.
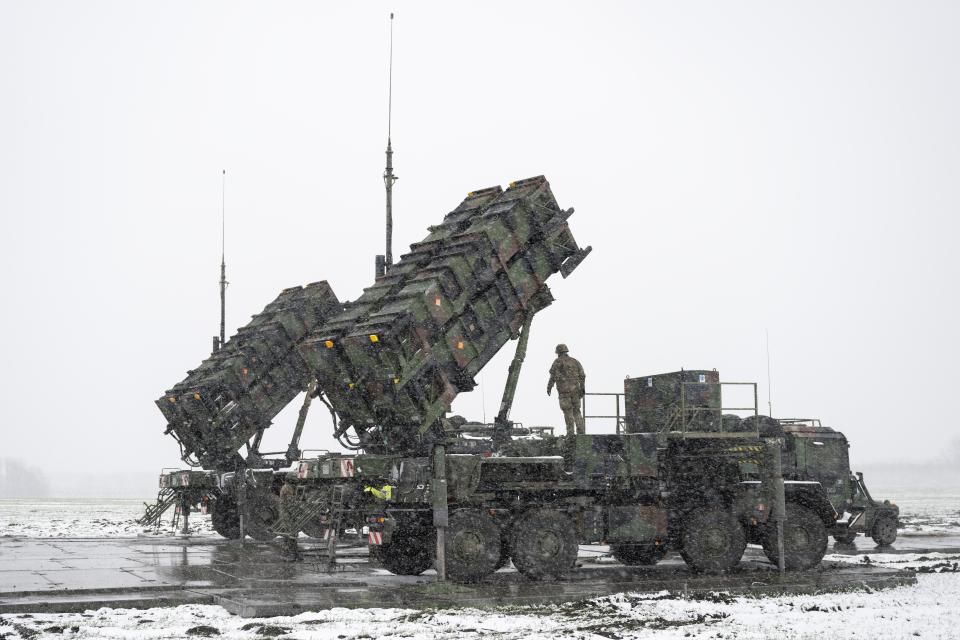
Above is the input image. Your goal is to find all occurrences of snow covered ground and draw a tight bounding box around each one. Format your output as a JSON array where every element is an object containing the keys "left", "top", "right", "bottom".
[
  {"left": 0, "top": 499, "right": 216, "bottom": 538},
  {"left": 0, "top": 552, "right": 957, "bottom": 639},
  {"left": 1, "top": 494, "right": 959, "bottom": 638},
  {"left": 886, "top": 489, "right": 960, "bottom": 537}
]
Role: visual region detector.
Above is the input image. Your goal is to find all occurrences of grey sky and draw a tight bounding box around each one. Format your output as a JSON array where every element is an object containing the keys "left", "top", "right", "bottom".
[{"left": 1, "top": 1, "right": 958, "bottom": 475}]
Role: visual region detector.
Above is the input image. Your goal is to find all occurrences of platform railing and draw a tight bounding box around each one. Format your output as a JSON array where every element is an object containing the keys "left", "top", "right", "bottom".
[
  {"left": 677, "top": 381, "right": 759, "bottom": 438},
  {"left": 581, "top": 392, "right": 626, "bottom": 434}
]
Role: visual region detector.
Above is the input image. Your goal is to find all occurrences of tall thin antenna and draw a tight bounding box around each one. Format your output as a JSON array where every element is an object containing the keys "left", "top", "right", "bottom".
[
  {"left": 219, "top": 169, "right": 227, "bottom": 349},
  {"left": 765, "top": 329, "right": 773, "bottom": 416},
  {"left": 388, "top": 12, "right": 394, "bottom": 141},
  {"left": 383, "top": 12, "right": 398, "bottom": 270}
]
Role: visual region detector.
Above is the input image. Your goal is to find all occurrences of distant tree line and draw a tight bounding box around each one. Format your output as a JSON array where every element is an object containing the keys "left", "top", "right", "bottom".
[{"left": 0, "top": 458, "right": 51, "bottom": 498}]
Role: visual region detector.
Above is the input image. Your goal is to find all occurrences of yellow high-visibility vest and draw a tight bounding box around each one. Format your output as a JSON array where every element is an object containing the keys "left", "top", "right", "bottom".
[{"left": 363, "top": 485, "right": 394, "bottom": 500}]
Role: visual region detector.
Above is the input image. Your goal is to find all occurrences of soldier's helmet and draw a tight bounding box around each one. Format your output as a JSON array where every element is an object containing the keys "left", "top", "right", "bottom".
[{"left": 555, "top": 343, "right": 569, "bottom": 355}]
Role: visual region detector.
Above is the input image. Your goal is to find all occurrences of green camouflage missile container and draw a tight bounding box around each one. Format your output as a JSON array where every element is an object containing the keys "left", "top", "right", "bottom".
[
  {"left": 300, "top": 176, "right": 591, "bottom": 453},
  {"left": 156, "top": 281, "right": 342, "bottom": 468}
]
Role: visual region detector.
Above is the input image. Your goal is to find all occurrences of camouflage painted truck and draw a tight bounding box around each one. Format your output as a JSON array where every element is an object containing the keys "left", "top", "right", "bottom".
[
  {"left": 770, "top": 420, "right": 899, "bottom": 545},
  {"left": 148, "top": 175, "right": 836, "bottom": 583},
  {"left": 280, "top": 178, "right": 834, "bottom": 581},
  {"left": 288, "top": 370, "right": 838, "bottom": 583}
]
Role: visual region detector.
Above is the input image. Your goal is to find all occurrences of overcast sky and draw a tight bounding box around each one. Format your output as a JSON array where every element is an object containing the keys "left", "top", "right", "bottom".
[{"left": 1, "top": 1, "right": 958, "bottom": 476}]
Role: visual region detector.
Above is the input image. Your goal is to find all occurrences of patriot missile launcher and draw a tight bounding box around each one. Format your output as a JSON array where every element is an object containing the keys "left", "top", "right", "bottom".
[
  {"left": 145, "top": 176, "right": 589, "bottom": 537},
  {"left": 154, "top": 176, "right": 589, "bottom": 471},
  {"left": 156, "top": 281, "right": 342, "bottom": 470},
  {"left": 300, "top": 176, "right": 591, "bottom": 454}
]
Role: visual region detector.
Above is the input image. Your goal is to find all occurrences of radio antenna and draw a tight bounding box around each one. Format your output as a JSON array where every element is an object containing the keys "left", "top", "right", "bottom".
[
  {"left": 382, "top": 12, "right": 398, "bottom": 271},
  {"left": 765, "top": 329, "right": 773, "bottom": 416},
  {"left": 216, "top": 169, "right": 228, "bottom": 352}
]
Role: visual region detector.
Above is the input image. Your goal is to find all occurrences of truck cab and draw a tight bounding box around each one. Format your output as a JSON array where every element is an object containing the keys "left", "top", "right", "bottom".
[{"left": 775, "top": 420, "right": 899, "bottom": 545}]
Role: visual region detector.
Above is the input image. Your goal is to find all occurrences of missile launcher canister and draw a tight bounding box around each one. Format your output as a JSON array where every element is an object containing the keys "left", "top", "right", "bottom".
[
  {"left": 300, "top": 176, "right": 591, "bottom": 453},
  {"left": 157, "top": 281, "right": 342, "bottom": 469}
]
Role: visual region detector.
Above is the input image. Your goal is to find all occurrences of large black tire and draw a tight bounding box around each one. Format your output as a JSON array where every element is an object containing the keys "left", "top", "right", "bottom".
[
  {"left": 245, "top": 493, "right": 281, "bottom": 541},
  {"left": 871, "top": 515, "right": 898, "bottom": 546},
  {"left": 833, "top": 529, "right": 857, "bottom": 545},
  {"left": 762, "top": 504, "right": 828, "bottom": 570},
  {"left": 210, "top": 498, "right": 242, "bottom": 540},
  {"left": 680, "top": 508, "right": 746, "bottom": 573},
  {"left": 379, "top": 535, "right": 433, "bottom": 576},
  {"left": 611, "top": 543, "right": 667, "bottom": 566},
  {"left": 510, "top": 509, "right": 579, "bottom": 581},
  {"left": 443, "top": 510, "right": 502, "bottom": 583}
]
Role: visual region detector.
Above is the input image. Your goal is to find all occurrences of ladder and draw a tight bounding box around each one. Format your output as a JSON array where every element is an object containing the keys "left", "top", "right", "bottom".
[
  {"left": 138, "top": 488, "right": 177, "bottom": 527},
  {"left": 325, "top": 484, "right": 346, "bottom": 572},
  {"left": 270, "top": 486, "right": 348, "bottom": 571},
  {"left": 272, "top": 492, "right": 328, "bottom": 537}
]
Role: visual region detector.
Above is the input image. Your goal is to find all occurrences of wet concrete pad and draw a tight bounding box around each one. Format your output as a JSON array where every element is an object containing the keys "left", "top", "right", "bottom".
[{"left": 0, "top": 536, "right": 923, "bottom": 618}]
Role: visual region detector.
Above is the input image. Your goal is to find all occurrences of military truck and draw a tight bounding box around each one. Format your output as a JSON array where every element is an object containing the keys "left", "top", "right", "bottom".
[
  {"left": 289, "top": 369, "right": 837, "bottom": 583},
  {"left": 772, "top": 420, "right": 899, "bottom": 545},
  {"left": 147, "top": 175, "right": 836, "bottom": 583},
  {"left": 578, "top": 396, "right": 899, "bottom": 548}
]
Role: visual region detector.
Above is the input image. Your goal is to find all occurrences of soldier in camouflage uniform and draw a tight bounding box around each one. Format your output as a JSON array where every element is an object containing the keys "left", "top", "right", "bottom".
[
  {"left": 278, "top": 480, "right": 299, "bottom": 561},
  {"left": 547, "top": 344, "right": 586, "bottom": 436}
]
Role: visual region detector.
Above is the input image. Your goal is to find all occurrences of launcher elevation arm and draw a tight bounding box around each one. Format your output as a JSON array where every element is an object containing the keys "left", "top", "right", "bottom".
[{"left": 491, "top": 310, "right": 535, "bottom": 446}]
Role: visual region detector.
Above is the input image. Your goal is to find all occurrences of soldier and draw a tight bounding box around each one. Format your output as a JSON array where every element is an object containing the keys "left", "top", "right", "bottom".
[
  {"left": 547, "top": 343, "right": 586, "bottom": 436},
  {"left": 278, "top": 480, "right": 299, "bottom": 561}
]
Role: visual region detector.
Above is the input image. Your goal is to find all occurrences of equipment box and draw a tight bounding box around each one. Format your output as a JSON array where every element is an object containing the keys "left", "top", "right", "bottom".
[{"left": 624, "top": 370, "right": 720, "bottom": 433}]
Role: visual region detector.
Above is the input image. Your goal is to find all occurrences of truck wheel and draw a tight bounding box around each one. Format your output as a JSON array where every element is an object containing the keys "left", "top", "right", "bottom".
[
  {"left": 679, "top": 508, "right": 746, "bottom": 573},
  {"left": 379, "top": 537, "right": 433, "bottom": 576},
  {"left": 510, "top": 509, "right": 578, "bottom": 581},
  {"left": 611, "top": 543, "right": 667, "bottom": 566},
  {"left": 871, "top": 515, "right": 897, "bottom": 546},
  {"left": 244, "top": 493, "right": 281, "bottom": 541},
  {"left": 762, "top": 504, "right": 828, "bottom": 570},
  {"left": 444, "top": 510, "right": 502, "bottom": 582},
  {"left": 833, "top": 530, "right": 857, "bottom": 545},
  {"left": 211, "top": 498, "right": 242, "bottom": 539}
]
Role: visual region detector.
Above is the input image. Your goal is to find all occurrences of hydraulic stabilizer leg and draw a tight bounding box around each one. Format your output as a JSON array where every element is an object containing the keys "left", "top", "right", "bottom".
[
  {"left": 237, "top": 463, "right": 247, "bottom": 544},
  {"left": 433, "top": 444, "right": 448, "bottom": 581},
  {"left": 763, "top": 438, "right": 787, "bottom": 574},
  {"left": 179, "top": 497, "right": 190, "bottom": 536}
]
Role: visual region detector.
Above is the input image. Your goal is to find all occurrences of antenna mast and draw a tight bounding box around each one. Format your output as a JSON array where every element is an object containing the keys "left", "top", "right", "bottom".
[
  {"left": 215, "top": 169, "right": 228, "bottom": 353},
  {"left": 380, "top": 12, "right": 398, "bottom": 276},
  {"left": 766, "top": 329, "right": 773, "bottom": 416}
]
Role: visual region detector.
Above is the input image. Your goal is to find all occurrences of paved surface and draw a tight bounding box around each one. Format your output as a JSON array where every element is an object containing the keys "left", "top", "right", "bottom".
[{"left": 0, "top": 534, "right": 934, "bottom": 618}]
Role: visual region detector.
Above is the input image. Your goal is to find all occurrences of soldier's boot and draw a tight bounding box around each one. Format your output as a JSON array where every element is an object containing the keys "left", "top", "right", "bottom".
[
  {"left": 562, "top": 408, "right": 578, "bottom": 438},
  {"left": 280, "top": 536, "right": 299, "bottom": 561},
  {"left": 573, "top": 406, "right": 586, "bottom": 435},
  {"left": 562, "top": 433, "right": 576, "bottom": 471}
]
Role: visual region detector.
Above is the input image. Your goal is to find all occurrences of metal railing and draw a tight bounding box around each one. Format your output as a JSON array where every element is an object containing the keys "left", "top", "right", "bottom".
[
  {"left": 581, "top": 382, "right": 761, "bottom": 438},
  {"left": 581, "top": 392, "right": 626, "bottom": 434},
  {"left": 676, "top": 381, "right": 759, "bottom": 438}
]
